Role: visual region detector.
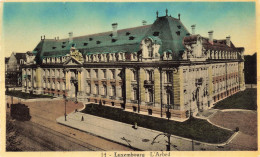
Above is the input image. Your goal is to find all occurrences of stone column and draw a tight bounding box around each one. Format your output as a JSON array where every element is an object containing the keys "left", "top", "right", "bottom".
[
  {"left": 139, "top": 68, "right": 146, "bottom": 105},
  {"left": 125, "top": 68, "right": 132, "bottom": 103},
  {"left": 154, "top": 68, "right": 161, "bottom": 107},
  {"left": 35, "top": 66, "right": 43, "bottom": 94}
]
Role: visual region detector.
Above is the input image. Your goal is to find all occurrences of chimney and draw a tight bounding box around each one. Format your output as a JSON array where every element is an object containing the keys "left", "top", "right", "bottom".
[
  {"left": 57, "top": 36, "right": 59, "bottom": 40},
  {"left": 41, "top": 36, "right": 42, "bottom": 40},
  {"left": 191, "top": 25, "right": 196, "bottom": 35},
  {"left": 178, "top": 13, "right": 181, "bottom": 20},
  {"left": 156, "top": 10, "right": 159, "bottom": 18},
  {"left": 142, "top": 20, "right": 147, "bottom": 26},
  {"left": 208, "top": 31, "right": 214, "bottom": 44},
  {"left": 69, "top": 32, "right": 73, "bottom": 43},
  {"left": 112, "top": 23, "right": 118, "bottom": 38},
  {"left": 166, "top": 8, "right": 168, "bottom": 16},
  {"left": 55, "top": 37, "right": 56, "bottom": 40},
  {"left": 44, "top": 35, "right": 45, "bottom": 39},
  {"left": 226, "top": 36, "right": 231, "bottom": 47}
]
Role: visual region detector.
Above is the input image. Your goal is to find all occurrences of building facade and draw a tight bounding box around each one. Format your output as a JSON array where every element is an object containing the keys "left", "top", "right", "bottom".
[
  {"left": 21, "top": 10, "right": 245, "bottom": 119},
  {"left": 5, "top": 52, "right": 27, "bottom": 87}
]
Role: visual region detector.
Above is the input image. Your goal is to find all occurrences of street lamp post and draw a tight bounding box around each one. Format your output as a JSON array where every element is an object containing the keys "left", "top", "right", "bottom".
[{"left": 63, "top": 95, "right": 67, "bottom": 121}]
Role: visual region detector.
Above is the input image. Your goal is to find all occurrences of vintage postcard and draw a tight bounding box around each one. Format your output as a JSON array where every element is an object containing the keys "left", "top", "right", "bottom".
[{"left": 1, "top": 1, "right": 259, "bottom": 157}]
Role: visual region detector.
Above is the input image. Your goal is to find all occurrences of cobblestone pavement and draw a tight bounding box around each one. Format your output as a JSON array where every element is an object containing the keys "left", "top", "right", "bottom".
[{"left": 6, "top": 96, "right": 133, "bottom": 151}]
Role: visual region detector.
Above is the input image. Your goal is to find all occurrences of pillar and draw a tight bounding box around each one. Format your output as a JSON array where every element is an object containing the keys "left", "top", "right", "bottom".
[{"left": 154, "top": 68, "right": 161, "bottom": 107}]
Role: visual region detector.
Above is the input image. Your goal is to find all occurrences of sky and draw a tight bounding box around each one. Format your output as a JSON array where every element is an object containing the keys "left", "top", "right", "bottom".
[{"left": 2, "top": 2, "right": 256, "bottom": 57}]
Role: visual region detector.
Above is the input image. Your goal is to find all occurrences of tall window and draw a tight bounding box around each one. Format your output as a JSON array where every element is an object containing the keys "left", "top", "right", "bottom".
[
  {"left": 111, "top": 85, "right": 116, "bottom": 96},
  {"left": 166, "top": 71, "right": 173, "bottom": 83},
  {"left": 103, "top": 70, "right": 107, "bottom": 79},
  {"left": 86, "top": 69, "right": 90, "bottom": 78},
  {"left": 132, "top": 70, "right": 137, "bottom": 81},
  {"left": 95, "top": 84, "right": 99, "bottom": 95},
  {"left": 111, "top": 70, "right": 116, "bottom": 79},
  {"left": 103, "top": 85, "right": 107, "bottom": 96},
  {"left": 94, "top": 69, "right": 98, "bottom": 78},
  {"left": 86, "top": 83, "right": 91, "bottom": 93},
  {"left": 132, "top": 87, "right": 138, "bottom": 100},
  {"left": 145, "top": 39, "right": 153, "bottom": 58},
  {"left": 147, "top": 70, "right": 153, "bottom": 81},
  {"left": 148, "top": 89, "right": 153, "bottom": 102}
]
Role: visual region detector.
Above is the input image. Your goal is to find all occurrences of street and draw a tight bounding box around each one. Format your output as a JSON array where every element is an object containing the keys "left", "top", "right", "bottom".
[{"left": 6, "top": 96, "right": 133, "bottom": 151}]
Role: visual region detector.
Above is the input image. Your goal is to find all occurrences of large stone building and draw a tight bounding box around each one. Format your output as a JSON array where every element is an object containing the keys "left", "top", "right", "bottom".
[{"left": 21, "top": 10, "right": 245, "bottom": 119}]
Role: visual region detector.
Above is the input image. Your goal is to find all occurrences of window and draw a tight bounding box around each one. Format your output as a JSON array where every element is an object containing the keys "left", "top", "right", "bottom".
[
  {"left": 62, "top": 45, "right": 66, "bottom": 48},
  {"left": 86, "top": 69, "right": 90, "bottom": 78},
  {"left": 111, "top": 85, "right": 116, "bottom": 96},
  {"left": 103, "top": 70, "right": 107, "bottom": 79},
  {"left": 153, "top": 32, "right": 160, "bottom": 36},
  {"left": 112, "top": 39, "right": 117, "bottom": 42},
  {"left": 94, "top": 69, "right": 98, "bottom": 78},
  {"left": 86, "top": 83, "right": 91, "bottom": 93},
  {"left": 132, "top": 70, "right": 137, "bottom": 81},
  {"left": 89, "top": 38, "right": 93, "bottom": 41},
  {"left": 126, "top": 32, "right": 130, "bottom": 36},
  {"left": 111, "top": 70, "right": 116, "bottom": 79},
  {"left": 177, "top": 25, "right": 181, "bottom": 29},
  {"left": 96, "top": 41, "right": 101, "bottom": 44},
  {"left": 129, "top": 36, "right": 135, "bottom": 40},
  {"left": 84, "top": 43, "right": 88, "bottom": 46},
  {"left": 176, "top": 31, "right": 180, "bottom": 36},
  {"left": 132, "top": 87, "right": 138, "bottom": 100},
  {"left": 145, "top": 39, "right": 153, "bottom": 57},
  {"left": 147, "top": 70, "right": 153, "bottom": 81},
  {"left": 95, "top": 84, "right": 99, "bottom": 95},
  {"left": 103, "top": 85, "right": 107, "bottom": 96},
  {"left": 148, "top": 89, "right": 153, "bottom": 102},
  {"left": 166, "top": 71, "right": 173, "bottom": 83}
]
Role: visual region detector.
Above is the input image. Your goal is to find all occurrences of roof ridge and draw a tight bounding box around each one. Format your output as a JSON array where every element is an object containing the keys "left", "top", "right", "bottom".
[{"left": 61, "top": 24, "right": 152, "bottom": 41}]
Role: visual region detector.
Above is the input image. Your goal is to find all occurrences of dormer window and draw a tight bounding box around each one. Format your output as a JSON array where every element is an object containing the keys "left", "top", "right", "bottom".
[
  {"left": 62, "top": 45, "right": 66, "bottom": 48},
  {"left": 62, "top": 42, "right": 66, "bottom": 44},
  {"left": 126, "top": 32, "right": 130, "bottom": 36},
  {"left": 96, "top": 41, "right": 101, "bottom": 44},
  {"left": 186, "top": 33, "right": 191, "bottom": 36},
  {"left": 129, "top": 36, "right": 135, "bottom": 40},
  {"left": 52, "top": 47, "right": 56, "bottom": 49},
  {"left": 89, "top": 38, "right": 93, "bottom": 41},
  {"left": 176, "top": 31, "right": 180, "bottom": 36},
  {"left": 153, "top": 32, "right": 160, "bottom": 36},
  {"left": 84, "top": 43, "right": 88, "bottom": 46},
  {"left": 177, "top": 25, "right": 181, "bottom": 29},
  {"left": 109, "top": 33, "right": 113, "bottom": 37},
  {"left": 112, "top": 39, "right": 117, "bottom": 43}
]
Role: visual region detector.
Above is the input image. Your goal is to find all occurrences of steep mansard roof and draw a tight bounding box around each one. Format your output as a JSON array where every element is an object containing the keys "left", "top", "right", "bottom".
[
  {"left": 183, "top": 35, "right": 244, "bottom": 52},
  {"left": 33, "top": 15, "right": 190, "bottom": 64}
]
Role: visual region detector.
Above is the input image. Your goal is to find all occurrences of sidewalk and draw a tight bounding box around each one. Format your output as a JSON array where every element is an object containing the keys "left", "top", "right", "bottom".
[{"left": 56, "top": 112, "right": 236, "bottom": 151}]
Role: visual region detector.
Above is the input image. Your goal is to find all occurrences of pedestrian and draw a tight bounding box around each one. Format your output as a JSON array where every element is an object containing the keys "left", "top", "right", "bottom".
[{"left": 81, "top": 116, "right": 84, "bottom": 121}]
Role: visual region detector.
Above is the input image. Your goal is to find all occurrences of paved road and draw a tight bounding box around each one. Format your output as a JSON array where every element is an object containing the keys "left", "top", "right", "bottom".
[
  {"left": 7, "top": 114, "right": 102, "bottom": 151},
  {"left": 6, "top": 96, "right": 133, "bottom": 151}
]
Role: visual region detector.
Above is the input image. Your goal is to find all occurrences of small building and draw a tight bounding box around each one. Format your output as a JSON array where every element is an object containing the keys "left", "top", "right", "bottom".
[{"left": 5, "top": 52, "right": 27, "bottom": 87}]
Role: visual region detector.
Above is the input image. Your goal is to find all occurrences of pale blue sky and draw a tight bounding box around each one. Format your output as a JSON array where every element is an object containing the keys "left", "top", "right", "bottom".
[{"left": 2, "top": 2, "right": 256, "bottom": 57}]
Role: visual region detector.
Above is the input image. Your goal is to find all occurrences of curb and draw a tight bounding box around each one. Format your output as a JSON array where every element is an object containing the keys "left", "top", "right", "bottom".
[{"left": 56, "top": 112, "right": 237, "bottom": 149}]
